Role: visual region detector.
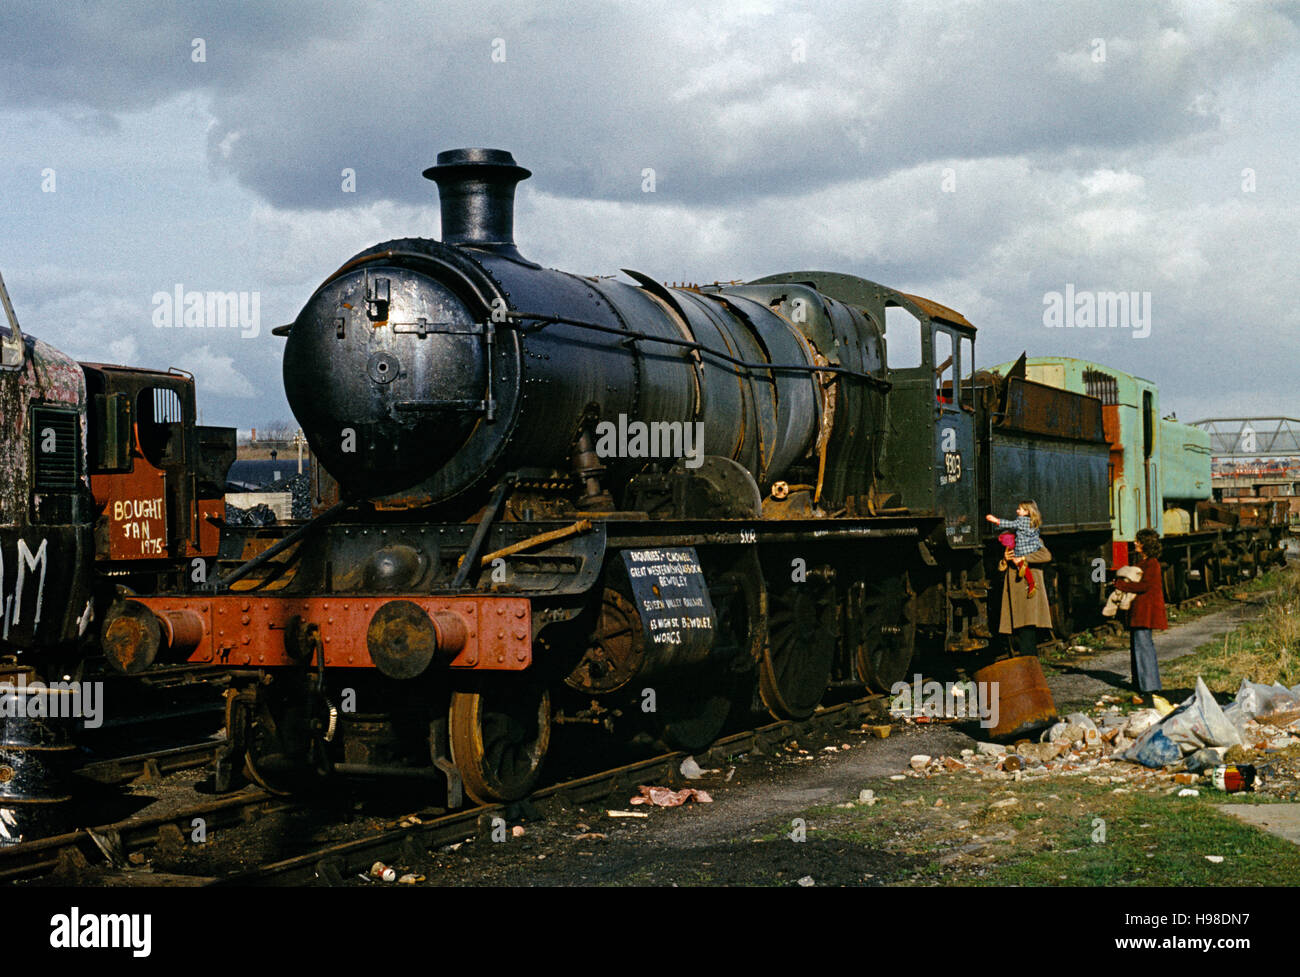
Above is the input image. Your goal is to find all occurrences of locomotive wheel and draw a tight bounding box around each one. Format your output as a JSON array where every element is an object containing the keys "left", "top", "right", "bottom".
[
  {"left": 854, "top": 576, "right": 917, "bottom": 693},
  {"left": 1168, "top": 561, "right": 1190, "bottom": 603},
  {"left": 759, "top": 580, "right": 836, "bottom": 721},
  {"left": 564, "top": 590, "right": 645, "bottom": 695},
  {"left": 449, "top": 683, "right": 551, "bottom": 804},
  {"left": 243, "top": 685, "right": 322, "bottom": 796}
]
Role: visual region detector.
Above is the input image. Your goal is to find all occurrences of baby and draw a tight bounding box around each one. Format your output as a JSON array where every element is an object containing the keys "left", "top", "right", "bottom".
[
  {"left": 1102, "top": 565, "right": 1144, "bottom": 617},
  {"left": 986, "top": 500, "right": 1046, "bottom": 596},
  {"left": 997, "top": 531, "right": 1036, "bottom": 595}
]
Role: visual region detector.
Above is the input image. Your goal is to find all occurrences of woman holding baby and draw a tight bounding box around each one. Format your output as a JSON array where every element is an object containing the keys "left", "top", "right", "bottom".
[
  {"left": 985, "top": 500, "right": 1053, "bottom": 657},
  {"left": 1113, "top": 527, "right": 1167, "bottom": 694}
]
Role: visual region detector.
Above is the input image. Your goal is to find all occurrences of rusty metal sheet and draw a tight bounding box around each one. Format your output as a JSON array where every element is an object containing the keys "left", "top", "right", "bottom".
[
  {"left": 997, "top": 377, "right": 1107, "bottom": 442},
  {"left": 899, "top": 292, "right": 975, "bottom": 330}
]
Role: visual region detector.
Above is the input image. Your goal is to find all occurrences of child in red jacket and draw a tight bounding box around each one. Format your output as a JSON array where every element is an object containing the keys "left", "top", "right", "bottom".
[{"left": 1113, "top": 528, "right": 1168, "bottom": 693}]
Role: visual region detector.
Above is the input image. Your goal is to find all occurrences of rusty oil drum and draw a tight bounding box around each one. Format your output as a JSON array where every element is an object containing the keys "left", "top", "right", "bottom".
[
  {"left": 0, "top": 684, "right": 78, "bottom": 846},
  {"left": 973, "top": 656, "right": 1058, "bottom": 741}
]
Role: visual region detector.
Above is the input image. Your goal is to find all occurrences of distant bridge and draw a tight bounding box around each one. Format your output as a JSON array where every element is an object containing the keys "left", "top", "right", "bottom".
[{"left": 1189, "top": 417, "right": 1300, "bottom": 460}]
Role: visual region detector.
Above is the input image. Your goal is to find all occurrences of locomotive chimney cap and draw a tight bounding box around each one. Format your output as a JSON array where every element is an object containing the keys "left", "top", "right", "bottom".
[
  {"left": 422, "top": 148, "right": 531, "bottom": 257},
  {"left": 422, "top": 147, "right": 531, "bottom": 182}
]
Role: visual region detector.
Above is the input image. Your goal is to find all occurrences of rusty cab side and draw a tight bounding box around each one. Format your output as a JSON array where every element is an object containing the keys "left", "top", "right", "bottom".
[{"left": 81, "top": 363, "right": 235, "bottom": 592}]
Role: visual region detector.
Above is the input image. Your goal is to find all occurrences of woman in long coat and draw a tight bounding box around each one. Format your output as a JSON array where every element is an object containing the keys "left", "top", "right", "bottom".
[{"left": 999, "top": 545, "right": 1053, "bottom": 657}]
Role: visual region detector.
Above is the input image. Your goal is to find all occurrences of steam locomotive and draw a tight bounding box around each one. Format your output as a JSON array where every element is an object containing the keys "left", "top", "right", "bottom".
[
  {"left": 93, "top": 148, "right": 1125, "bottom": 805},
  {"left": 7, "top": 149, "right": 1284, "bottom": 812}
]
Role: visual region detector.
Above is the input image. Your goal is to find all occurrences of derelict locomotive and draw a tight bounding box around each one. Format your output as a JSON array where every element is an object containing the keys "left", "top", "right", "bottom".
[
  {"left": 96, "top": 148, "right": 1134, "bottom": 805},
  {"left": 2, "top": 149, "right": 1286, "bottom": 824}
]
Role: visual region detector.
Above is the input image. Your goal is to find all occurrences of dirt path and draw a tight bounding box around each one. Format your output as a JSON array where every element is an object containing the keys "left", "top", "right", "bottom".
[{"left": 1046, "top": 599, "right": 1268, "bottom": 712}]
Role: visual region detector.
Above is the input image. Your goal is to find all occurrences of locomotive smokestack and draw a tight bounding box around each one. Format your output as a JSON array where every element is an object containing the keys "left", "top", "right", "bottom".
[{"left": 423, "top": 148, "right": 531, "bottom": 259}]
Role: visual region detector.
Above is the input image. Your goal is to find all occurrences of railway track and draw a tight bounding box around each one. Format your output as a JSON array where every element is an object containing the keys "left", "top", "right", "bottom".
[
  {"left": 0, "top": 787, "right": 290, "bottom": 884},
  {"left": 74, "top": 740, "right": 224, "bottom": 788},
  {"left": 223, "top": 694, "right": 888, "bottom": 885},
  {"left": 1, "top": 694, "right": 888, "bottom": 885}
]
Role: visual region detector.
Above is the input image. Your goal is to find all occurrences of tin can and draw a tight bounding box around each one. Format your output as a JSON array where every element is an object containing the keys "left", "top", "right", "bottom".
[{"left": 1211, "top": 764, "right": 1256, "bottom": 792}]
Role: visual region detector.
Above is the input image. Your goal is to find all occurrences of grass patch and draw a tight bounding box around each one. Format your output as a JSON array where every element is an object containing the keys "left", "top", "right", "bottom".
[
  {"left": 796, "top": 765, "right": 1300, "bottom": 886},
  {"left": 1164, "top": 566, "right": 1300, "bottom": 693}
]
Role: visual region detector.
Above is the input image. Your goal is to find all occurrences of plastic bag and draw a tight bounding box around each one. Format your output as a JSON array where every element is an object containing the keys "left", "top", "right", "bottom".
[
  {"left": 1127, "top": 728, "right": 1182, "bottom": 768},
  {"left": 1222, "top": 679, "right": 1300, "bottom": 727},
  {"left": 1125, "top": 678, "right": 1242, "bottom": 767}
]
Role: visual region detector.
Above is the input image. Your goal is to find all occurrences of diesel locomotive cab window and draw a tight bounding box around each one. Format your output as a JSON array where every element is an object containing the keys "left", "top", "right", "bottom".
[
  {"left": 136, "top": 386, "right": 185, "bottom": 467},
  {"left": 884, "top": 304, "right": 923, "bottom": 369}
]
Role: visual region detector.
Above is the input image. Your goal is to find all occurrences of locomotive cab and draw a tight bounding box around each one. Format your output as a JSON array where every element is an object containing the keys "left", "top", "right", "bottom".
[{"left": 82, "top": 364, "right": 234, "bottom": 584}]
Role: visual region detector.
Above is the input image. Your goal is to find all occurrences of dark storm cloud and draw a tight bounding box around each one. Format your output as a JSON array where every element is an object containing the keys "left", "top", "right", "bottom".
[
  {"left": 0, "top": 0, "right": 339, "bottom": 117},
  {"left": 3, "top": 1, "right": 1295, "bottom": 209}
]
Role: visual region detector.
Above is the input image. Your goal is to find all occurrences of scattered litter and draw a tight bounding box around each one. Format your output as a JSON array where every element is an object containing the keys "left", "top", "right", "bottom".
[
  {"left": 573, "top": 832, "right": 606, "bottom": 841},
  {"left": 1205, "top": 855, "right": 1225, "bottom": 864},
  {"left": 865, "top": 725, "right": 892, "bottom": 738},
  {"left": 1124, "top": 709, "right": 1162, "bottom": 738},
  {"left": 369, "top": 861, "right": 397, "bottom": 882},
  {"left": 398, "top": 873, "right": 424, "bottom": 884},
  {"left": 1185, "top": 747, "right": 1228, "bottom": 773},
  {"left": 1152, "top": 695, "right": 1174, "bottom": 716},
  {"left": 867, "top": 670, "right": 1300, "bottom": 804},
  {"left": 607, "top": 810, "right": 649, "bottom": 818},
  {"left": 511, "top": 825, "right": 526, "bottom": 838},
  {"left": 629, "top": 786, "right": 714, "bottom": 807},
  {"left": 1211, "top": 764, "right": 1256, "bottom": 793},
  {"left": 989, "top": 797, "right": 1019, "bottom": 809},
  {"left": 679, "top": 756, "right": 723, "bottom": 780},
  {"left": 859, "top": 789, "right": 876, "bottom": 805},
  {"left": 725, "top": 767, "right": 736, "bottom": 782},
  {"left": 797, "top": 875, "right": 815, "bottom": 887}
]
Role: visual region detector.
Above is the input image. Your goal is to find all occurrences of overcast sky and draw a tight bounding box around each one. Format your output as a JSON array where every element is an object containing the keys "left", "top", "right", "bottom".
[{"left": 1, "top": 0, "right": 1296, "bottom": 430}]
